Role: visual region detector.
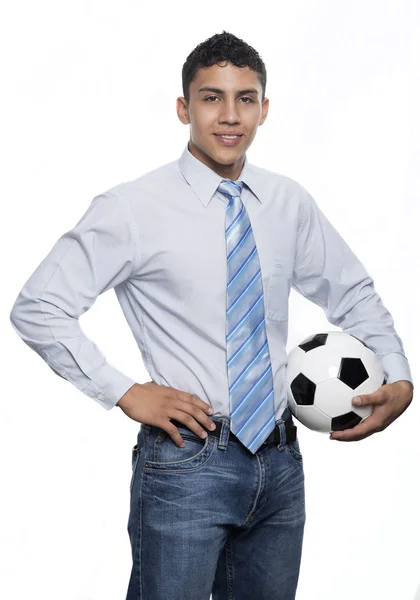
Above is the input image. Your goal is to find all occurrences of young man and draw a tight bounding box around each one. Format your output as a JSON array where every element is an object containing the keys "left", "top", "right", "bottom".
[{"left": 10, "top": 31, "right": 413, "bottom": 600}]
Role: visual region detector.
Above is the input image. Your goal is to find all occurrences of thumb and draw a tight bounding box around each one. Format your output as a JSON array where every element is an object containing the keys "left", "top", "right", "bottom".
[{"left": 352, "top": 389, "right": 385, "bottom": 406}]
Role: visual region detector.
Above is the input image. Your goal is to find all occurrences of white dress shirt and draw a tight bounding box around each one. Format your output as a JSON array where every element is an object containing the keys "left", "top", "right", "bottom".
[{"left": 9, "top": 141, "right": 414, "bottom": 420}]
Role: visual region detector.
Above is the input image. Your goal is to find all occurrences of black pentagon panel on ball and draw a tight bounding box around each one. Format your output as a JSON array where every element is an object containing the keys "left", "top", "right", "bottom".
[
  {"left": 299, "top": 333, "right": 328, "bottom": 353},
  {"left": 338, "top": 357, "right": 369, "bottom": 389},
  {"left": 331, "top": 411, "right": 362, "bottom": 431},
  {"left": 291, "top": 373, "right": 316, "bottom": 405}
]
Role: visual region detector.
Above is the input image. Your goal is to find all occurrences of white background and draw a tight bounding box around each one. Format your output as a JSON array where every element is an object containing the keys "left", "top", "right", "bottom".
[{"left": 1, "top": 1, "right": 419, "bottom": 599}]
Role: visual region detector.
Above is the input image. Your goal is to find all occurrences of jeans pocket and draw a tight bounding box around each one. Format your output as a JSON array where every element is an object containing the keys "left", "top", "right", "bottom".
[
  {"left": 144, "top": 429, "right": 215, "bottom": 472},
  {"left": 285, "top": 436, "right": 304, "bottom": 465}
]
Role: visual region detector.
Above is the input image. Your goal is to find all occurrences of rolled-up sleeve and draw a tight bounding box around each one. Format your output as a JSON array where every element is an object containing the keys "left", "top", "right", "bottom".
[
  {"left": 292, "top": 185, "right": 414, "bottom": 390},
  {"left": 9, "top": 191, "right": 140, "bottom": 409}
]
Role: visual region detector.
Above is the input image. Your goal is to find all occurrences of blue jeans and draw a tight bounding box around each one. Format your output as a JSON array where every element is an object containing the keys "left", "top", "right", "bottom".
[{"left": 126, "top": 406, "right": 306, "bottom": 600}]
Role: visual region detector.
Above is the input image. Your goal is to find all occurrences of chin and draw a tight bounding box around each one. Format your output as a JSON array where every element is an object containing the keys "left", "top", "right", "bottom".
[
  {"left": 192, "top": 138, "right": 243, "bottom": 167},
  {"left": 211, "top": 143, "right": 243, "bottom": 161}
]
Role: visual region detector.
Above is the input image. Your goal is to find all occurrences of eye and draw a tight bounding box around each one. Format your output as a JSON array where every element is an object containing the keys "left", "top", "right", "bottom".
[{"left": 204, "top": 96, "right": 254, "bottom": 103}]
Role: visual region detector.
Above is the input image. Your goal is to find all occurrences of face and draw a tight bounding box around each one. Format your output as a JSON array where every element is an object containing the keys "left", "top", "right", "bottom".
[{"left": 176, "top": 61, "right": 269, "bottom": 180}]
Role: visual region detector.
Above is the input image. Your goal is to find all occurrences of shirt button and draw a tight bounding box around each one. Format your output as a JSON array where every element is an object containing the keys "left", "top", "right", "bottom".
[
  {"left": 97, "top": 392, "right": 104, "bottom": 399},
  {"left": 61, "top": 370, "right": 67, "bottom": 377}
]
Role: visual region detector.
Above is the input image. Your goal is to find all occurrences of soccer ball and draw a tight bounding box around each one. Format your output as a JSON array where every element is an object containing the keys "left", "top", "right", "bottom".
[{"left": 286, "top": 331, "right": 386, "bottom": 433}]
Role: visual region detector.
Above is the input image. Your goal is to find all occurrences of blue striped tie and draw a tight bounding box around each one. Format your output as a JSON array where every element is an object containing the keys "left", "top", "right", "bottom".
[{"left": 218, "top": 179, "right": 276, "bottom": 454}]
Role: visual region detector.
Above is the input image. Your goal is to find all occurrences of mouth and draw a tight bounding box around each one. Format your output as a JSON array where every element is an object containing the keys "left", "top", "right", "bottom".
[{"left": 213, "top": 134, "right": 243, "bottom": 146}]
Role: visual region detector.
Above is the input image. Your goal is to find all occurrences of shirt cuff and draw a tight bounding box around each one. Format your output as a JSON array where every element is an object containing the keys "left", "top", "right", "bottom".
[
  {"left": 380, "top": 352, "right": 414, "bottom": 390},
  {"left": 85, "top": 362, "right": 138, "bottom": 410}
]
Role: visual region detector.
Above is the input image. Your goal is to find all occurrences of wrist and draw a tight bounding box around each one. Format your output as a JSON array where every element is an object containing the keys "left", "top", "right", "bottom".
[
  {"left": 117, "top": 383, "right": 140, "bottom": 409},
  {"left": 393, "top": 380, "right": 414, "bottom": 399},
  {"left": 395, "top": 380, "right": 413, "bottom": 390}
]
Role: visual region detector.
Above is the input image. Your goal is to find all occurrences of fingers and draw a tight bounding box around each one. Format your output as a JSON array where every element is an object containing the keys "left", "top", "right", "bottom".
[
  {"left": 330, "top": 414, "right": 383, "bottom": 441},
  {"left": 173, "top": 390, "right": 215, "bottom": 425},
  {"left": 164, "top": 420, "right": 186, "bottom": 447},
  {"left": 163, "top": 409, "right": 213, "bottom": 447},
  {"left": 352, "top": 388, "right": 386, "bottom": 407},
  {"left": 333, "top": 388, "right": 388, "bottom": 441},
  {"left": 164, "top": 391, "right": 216, "bottom": 447}
]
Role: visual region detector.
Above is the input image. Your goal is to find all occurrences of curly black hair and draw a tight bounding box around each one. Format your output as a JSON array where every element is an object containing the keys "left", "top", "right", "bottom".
[{"left": 182, "top": 30, "right": 266, "bottom": 104}]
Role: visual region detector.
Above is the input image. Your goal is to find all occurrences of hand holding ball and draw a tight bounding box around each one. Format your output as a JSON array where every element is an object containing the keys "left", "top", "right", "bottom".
[{"left": 286, "top": 331, "right": 386, "bottom": 433}]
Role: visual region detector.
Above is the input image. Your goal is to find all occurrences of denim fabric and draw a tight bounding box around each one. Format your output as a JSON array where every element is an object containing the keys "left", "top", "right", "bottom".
[{"left": 126, "top": 406, "right": 305, "bottom": 600}]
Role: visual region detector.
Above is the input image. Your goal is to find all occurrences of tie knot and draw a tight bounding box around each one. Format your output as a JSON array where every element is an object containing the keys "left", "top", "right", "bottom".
[{"left": 217, "top": 179, "right": 243, "bottom": 200}]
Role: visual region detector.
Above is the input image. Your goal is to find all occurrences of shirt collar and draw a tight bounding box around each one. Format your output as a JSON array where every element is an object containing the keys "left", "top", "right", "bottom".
[{"left": 178, "top": 141, "right": 264, "bottom": 207}]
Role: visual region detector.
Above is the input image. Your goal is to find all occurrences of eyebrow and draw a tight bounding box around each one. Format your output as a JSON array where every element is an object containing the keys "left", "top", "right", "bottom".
[{"left": 197, "top": 86, "right": 259, "bottom": 96}]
